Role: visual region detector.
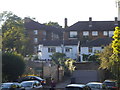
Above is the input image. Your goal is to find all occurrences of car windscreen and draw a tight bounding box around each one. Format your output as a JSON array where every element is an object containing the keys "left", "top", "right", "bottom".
[{"left": 104, "top": 82, "right": 116, "bottom": 86}]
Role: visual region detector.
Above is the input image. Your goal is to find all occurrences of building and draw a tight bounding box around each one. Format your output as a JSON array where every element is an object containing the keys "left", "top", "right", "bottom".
[
  {"left": 38, "top": 40, "right": 79, "bottom": 60},
  {"left": 80, "top": 38, "right": 112, "bottom": 61},
  {"left": 64, "top": 17, "right": 118, "bottom": 42},
  {"left": 24, "top": 18, "right": 63, "bottom": 53}
]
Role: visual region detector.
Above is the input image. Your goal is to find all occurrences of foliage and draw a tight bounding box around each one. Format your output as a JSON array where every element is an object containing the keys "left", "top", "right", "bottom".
[
  {"left": 50, "top": 52, "right": 66, "bottom": 65},
  {"left": 2, "top": 52, "right": 25, "bottom": 82},
  {"left": 65, "top": 58, "right": 76, "bottom": 74},
  {"left": 82, "top": 54, "right": 100, "bottom": 62},
  {"left": 98, "top": 44, "right": 113, "bottom": 69},
  {"left": 111, "top": 27, "right": 120, "bottom": 85},
  {"left": 44, "top": 21, "right": 62, "bottom": 28},
  {"left": 1, "top": 11, "right": 31, "bottom": 56},
  {"left": 50, "top": 52, "right": 76, "bottom": 76}
]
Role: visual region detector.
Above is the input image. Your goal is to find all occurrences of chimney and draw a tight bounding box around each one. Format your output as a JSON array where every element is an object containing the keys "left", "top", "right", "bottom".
[
  {"left": 24, "top": 17, "right": 32, "bottom": 23},
  {"left": 64, "top": 18, "right": 68, "bottom": 28},
  {"left": 89, "top": 17, "right": 92, "bottom": 27},
  {"left": 114, "top": 17, "right": 118, "bottom": 26}
]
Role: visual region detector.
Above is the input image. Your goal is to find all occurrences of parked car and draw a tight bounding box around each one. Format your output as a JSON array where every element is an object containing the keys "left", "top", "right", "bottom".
[
  {"left": 65, "top": 84, "right": 91, "bottom": 90},
  {"left": 17, "top": 76, "right": 46, "bottom": 85},
  {"left": 1, "top": 82, "right": 21, "bottom": 90},
  {"left": 20, "top": 80, "right": 42, "bottom": 89},
  {"left": 86, "top": 82, "right": 104, "bottom": 90},
  {"left": 103, "top": 80, "right": 118, "bottom": 90}
]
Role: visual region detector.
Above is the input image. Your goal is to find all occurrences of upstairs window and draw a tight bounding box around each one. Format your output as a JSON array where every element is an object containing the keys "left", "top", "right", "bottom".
[
  {"left": 83, "top": 31, "right": 89, "bottom": 36},
  {"left": 48, "top": 47, "right": 56, "bottom": 53},
  {"left": 109, "top": 31, "right": 114, "bottom": 37},
  {"left": 34, "top": 30, "right": 38, "bottom": 35},
  {"left": 103, "top": 31, "right": 108, "bottom": 36},
  {"left": 92, "top": 31, "right": 98, "bottom": 36},
  {"left": 70, "top": 31, "right": 77, "bottom": 38}
]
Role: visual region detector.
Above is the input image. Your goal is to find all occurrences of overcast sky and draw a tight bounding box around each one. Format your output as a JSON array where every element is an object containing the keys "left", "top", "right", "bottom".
[{"left": 1, "top": 0, "right": 118, "bottom": 27}]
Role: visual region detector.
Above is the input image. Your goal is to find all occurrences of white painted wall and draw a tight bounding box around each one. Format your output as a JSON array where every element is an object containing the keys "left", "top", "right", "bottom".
[
  {"left": 65, "top": 45, "right": 78, "bottom": 59},
  {"left": 38, "top": 44, "right": 78, "bottom": 60}
]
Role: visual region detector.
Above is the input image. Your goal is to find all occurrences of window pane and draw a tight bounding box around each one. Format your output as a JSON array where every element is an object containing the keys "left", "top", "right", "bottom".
[
  {"left": 92, "top": 31, "right": 98, "bottom": 36},
  {"left": 70, "top": 31, "right": 77, "bottom": 38},
  {"left": 34, "top": 30, "right": 38, "bottom": 35},
  {"left": 83, "top": 31, "right": 89, "bottom": 36},
  {"left": 103, "top": 31, "right": 108, "bottom": 36},
  {"left": 109, "top": 31, "right": 114, "bottom": 37}
]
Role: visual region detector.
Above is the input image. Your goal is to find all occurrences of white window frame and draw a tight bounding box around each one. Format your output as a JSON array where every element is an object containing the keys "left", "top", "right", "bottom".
[
  {"left": 103, "top": 31, "right": 108, "bottom": 36},
  {"left": 34, "top": 37, "right": 38, "bottom": 43},
  {"left": 34, "top": 30, "right": 38, "bottom": 35},
  {"left": 70, "top": 31, "right": 77, "bottom": 38},
  {"left": 83, "top": 31, "right": 89, "bottom": 36},
  {"left": 109, "top": 31, "right": 114, "bottom": 37},
  {"left": 92, "top": 31, "right": 98, "bottom": 36}
]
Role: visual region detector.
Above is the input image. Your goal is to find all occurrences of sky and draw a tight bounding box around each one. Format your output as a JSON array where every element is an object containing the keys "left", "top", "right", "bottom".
[{"left": 0, "top": 0, "right": 118, "bottom": 27}]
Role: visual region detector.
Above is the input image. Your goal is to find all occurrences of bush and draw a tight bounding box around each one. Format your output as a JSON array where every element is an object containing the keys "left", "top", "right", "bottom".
[{"left": 2, "top": 52, "right": 25, "bottom": 82}]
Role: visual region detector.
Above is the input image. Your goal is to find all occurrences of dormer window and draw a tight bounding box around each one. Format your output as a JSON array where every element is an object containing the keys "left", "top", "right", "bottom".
[
  {"left": 34, "top": 30, "right": 38, "bottom": 35},
  {"left": 70, "top": 31, "right": 77, "bottom": 38}
]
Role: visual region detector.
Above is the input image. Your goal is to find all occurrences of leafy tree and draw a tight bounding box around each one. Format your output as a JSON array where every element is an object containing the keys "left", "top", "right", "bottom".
[
  {"left": 65, "top": 58, "right": 76, "bottom": 75},
  {"left": 98, "top": 44, "right": 113, "bottom": 70},
  {"left": 82, "top": 54, "right": 100, "bottom": 62},
  {"left": 2, "top": 52, "right": 25, "bottom": 82},
  {"left": 1, "top": 11, "right": 31, "bottom": 56},
  {"left": 44, "top": 21, "right": 62, "bottom": 28},
  {"left": 50, "top": 52, "right": 76, "bottom": 76},
  {"left": 111, "top": 27, "right": 120, "bottom": 85},
  {"left": 50, "top": 52, "right": 66, "bottom": 65}
]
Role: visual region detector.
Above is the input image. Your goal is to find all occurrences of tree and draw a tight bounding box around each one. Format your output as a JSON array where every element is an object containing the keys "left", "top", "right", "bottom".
[
  {"left": 1, "top": 11, "right": 31, "bottom": 56},
  {"left": 44, "top": 21, "right": 62, "bottom": 28},
  {"left": 99, "top": 44, "right": 113, "bottom": 70},
  {"left": 50, "top": 52, "right": 76, "bottom": 76},
  {"left": 2, "top": 52, "right": 25, "bottom": 82},
  {"left": 111, "top": 26, "right": 120, "bottom": 86}
]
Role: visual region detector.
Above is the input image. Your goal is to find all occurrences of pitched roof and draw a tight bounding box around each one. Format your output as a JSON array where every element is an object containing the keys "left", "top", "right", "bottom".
[
  {"left": 81, "top": 37, "right": 113, "bottom": 47},
  {"left": 65, "top": 21, "right": 119, "bottom": 31},
  {"left": 39, "top": 40, "right": 78, "bottom": 46},
  {"left": 24, "top": 18, "right": 63, "bottom": 34}
]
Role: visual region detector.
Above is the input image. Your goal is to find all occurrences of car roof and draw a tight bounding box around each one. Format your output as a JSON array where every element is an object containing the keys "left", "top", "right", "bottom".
[
  {"left": 66, "top": 84, "right": 86, "bottom": 88},
  {"left": 104, "top": 80, "right": 117, "bottom": 82},
  {"left": 21, "top": 80, "right": 39, "bottom": 83},
  {"left": 87, "top": 82, "right": 103, "bottom": 85}
]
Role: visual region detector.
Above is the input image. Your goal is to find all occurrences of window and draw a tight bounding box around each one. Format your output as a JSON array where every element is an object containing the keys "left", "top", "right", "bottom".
[
  {"left": 34, "top": 30, "right": 38, "bottom": 35},
  {"left": 65, "top": 47, "right": 72, "bottom": 52},
  {"left": 92, "top": 31, "right": 98, "bottom": 36},
  {"left": 109, "top": 31, "right": 114, "bottom": 37},
  {"left": 88, "top": 47, "right": 92, "bottom": 53},
  {"left": 70, "top": 31, "right": 77, "bottom": 38},
  {"left": 48, "top": 47, "right": 56, "bottom": 53},
  {"left": 103, "top": 31, "right": 108, "bottom": 36},
  {"left": 83, "top": 31, "right": 89, "bottom": 36},
  {"left": 34, "top": 38, "right": 38, "bottom": 43}
]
